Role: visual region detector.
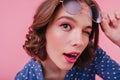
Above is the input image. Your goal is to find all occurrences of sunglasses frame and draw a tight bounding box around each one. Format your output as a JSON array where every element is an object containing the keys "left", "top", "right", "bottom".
[{"left": 60, "top": 0, "right": 102, "bottom": 23}]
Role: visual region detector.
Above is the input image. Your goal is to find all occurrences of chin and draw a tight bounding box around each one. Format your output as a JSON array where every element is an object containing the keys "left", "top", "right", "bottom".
[{"left": 58, "top": 64, "right": 73, "bottom": 71}]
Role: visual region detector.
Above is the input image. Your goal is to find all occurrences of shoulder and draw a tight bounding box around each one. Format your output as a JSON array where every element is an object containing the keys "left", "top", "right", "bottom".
[
  {"left": 95, "top": 47, "right": 120, "bottom": 66},
  {"left": 94, "top": 48, "right": 120, "bottom": 79},
  {"left": 89, "top": 47, "right": 120, "bottom": 68},
  {"left": 15, "top": 59, "right": 44, "bottom": 80},
  {"left": 94, "top": 47, "right": 107, "bottom": 62},
  {"left": 96, "top": 47, "right": 106, "bottom": 55}
]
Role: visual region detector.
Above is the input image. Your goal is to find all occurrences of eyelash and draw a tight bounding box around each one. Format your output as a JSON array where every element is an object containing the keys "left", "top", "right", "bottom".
[
  {"left": 83, "top": 31, "right": 91, "bottom": 36},
  {"left": 60, "top": 23, "right": 72, "bottom": 31}
]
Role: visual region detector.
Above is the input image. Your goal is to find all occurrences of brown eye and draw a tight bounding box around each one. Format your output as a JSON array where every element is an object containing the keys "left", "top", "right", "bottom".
[{"left": 60, "top": 23, "right": 71, "bottom": 31}]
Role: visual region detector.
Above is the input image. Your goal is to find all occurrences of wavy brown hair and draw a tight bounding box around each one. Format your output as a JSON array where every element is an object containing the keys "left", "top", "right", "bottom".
[{"left": 23, "top": 0, "right": 99, "bottom": 68}]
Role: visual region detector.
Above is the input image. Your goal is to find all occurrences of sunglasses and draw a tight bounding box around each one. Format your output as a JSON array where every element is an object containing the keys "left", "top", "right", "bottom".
[{"left": 60, "top": 0, "right": 102, "bottom": 23}]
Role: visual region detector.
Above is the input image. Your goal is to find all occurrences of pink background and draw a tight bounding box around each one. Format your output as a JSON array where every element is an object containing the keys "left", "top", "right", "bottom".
[{"left": 0, "top": 0, "right": 120, "bottom": 80}]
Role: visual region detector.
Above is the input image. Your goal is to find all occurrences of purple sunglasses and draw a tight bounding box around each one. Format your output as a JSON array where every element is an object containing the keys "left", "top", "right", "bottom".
[{"left": 60, "top": 0, "right": 102, "bottom": 23}]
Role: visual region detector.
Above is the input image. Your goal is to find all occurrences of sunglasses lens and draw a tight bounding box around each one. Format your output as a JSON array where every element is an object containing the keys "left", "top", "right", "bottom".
[
  {"left": 62, "top": 0, "right": 102, "bottom": 23},
  {"left": 91, "top": 4, "right": 102, "bottom": 23},
  {"left": 63, "top": 0, "right": 81, "bottom": 14}
]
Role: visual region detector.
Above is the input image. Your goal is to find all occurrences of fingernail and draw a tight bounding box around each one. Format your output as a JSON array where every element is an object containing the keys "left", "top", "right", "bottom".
[{"left": 115, "top": 11, "right": 120, "bottom": 19}]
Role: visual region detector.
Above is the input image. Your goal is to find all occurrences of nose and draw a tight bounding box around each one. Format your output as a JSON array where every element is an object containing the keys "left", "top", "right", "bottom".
[{"left": 70, "top": 30, "right": 84, "bottom": 48}]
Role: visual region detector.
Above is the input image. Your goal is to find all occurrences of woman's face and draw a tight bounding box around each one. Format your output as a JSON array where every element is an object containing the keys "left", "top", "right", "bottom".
[{"left": 45, "top": 2, "right": 92, "bottom": 70}]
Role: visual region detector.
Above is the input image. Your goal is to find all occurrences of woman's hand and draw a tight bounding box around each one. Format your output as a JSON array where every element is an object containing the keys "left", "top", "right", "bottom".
[{"left": 100, "top": 11, "right": 120, "bottom": 47}]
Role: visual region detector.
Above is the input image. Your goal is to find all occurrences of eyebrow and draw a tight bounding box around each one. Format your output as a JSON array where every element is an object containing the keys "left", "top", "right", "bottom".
[
  {"left": 85, "top": 26, "right": 92, "bottom": 29},
  {"left": 56, "top": 16, "right": 77, "bottom": 23},
  {"left": 56, "top": 16, "right": 92, "bottom": 29}
]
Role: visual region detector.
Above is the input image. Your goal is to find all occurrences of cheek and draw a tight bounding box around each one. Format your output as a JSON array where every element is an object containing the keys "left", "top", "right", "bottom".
[
  {"left": 82, "top": 37, "right": 89, "bottom": 49},
  {"left": 46, "top": 28, "right": 65, "bottom": 52}
]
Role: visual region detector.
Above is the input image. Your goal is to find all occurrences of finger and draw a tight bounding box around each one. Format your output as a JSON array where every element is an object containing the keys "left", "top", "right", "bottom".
[
  {"left": 115, "top": 10, "right": 120, "bottom": 20},
  {"left": 100, "top": 13, "right": 111, "bottom": 32},
  {"left": 108, "top": 12, "right": 118, "bottom": 28}
]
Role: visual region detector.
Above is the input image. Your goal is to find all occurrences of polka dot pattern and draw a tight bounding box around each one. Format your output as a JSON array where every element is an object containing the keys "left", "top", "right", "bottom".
[
  {"left": 94, "top": 48, "right": 120, "bottom": 80},
  {"left": 15, "top": 48, "right": 120, "bottom": 80},
  {"left": 15, "top": 59, "right": 44, "bottom": 80}
]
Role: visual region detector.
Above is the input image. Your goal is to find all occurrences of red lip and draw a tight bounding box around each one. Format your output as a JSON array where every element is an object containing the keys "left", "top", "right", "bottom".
[{"left": 63, "top": 52, "right": 80, "bottom": 64}]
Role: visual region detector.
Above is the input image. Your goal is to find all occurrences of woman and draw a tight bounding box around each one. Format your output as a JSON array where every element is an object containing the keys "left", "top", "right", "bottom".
[{"left": 15, "top": 0, "right": 120, "bottom": 80}]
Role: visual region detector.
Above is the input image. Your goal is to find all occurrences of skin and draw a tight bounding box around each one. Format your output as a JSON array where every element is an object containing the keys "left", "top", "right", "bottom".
[
  {"left": 41, "top": 2, "right": 92, "bottom": 80},
  {"left": 100, "top": 11, "right": 120, "bottom": 47},
  {"left": 40, "top": 1, "right": 120, "bottom": 80}
]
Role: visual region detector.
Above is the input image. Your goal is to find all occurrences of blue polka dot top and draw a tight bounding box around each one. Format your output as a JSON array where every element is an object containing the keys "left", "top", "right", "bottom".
[{"left": 15, "top": 48, "right": 120, "bottom": 80}]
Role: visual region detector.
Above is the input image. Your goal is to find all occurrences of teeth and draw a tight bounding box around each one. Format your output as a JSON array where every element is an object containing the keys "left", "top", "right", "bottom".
[
  {"left": 71, "top": 54, "right": 77, "bottom": 56},
  {"left": 63, "top": 53, "right": 79, "bottom": 58},
  {"left": 68, "top": 54, "right": 77, "bottom": 58}
]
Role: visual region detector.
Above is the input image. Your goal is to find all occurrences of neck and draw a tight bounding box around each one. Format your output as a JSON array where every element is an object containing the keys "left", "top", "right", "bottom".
[{"left": 40, "top": 57, "right": 67, "bottom": 80}]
